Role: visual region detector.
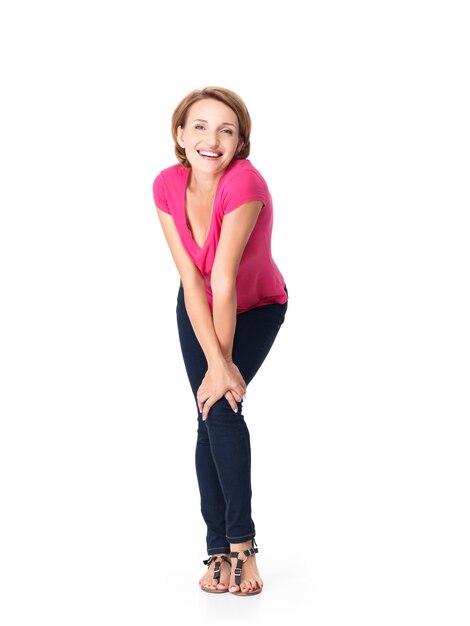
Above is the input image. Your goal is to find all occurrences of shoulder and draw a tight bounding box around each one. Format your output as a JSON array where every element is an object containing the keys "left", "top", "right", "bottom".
[
  {"left": 221, "top": 159, "right": 269, "bottom": 197},
  {"left": 154, "top": 163, "right": 187, "bottom": 187},
  {"left": 153, "top": 163, "right": 188, "bottom": 213},
  {"left": 219, "top": 159, "right": 271, "bottom": 215},
  {"left": 223, "top": 159, "right": 267, "bottom": 186}
]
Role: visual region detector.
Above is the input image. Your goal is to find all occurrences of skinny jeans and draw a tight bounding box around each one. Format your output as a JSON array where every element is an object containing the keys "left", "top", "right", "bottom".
[{"left": 176, "top": 282, "right": 288, "bottom": 555}]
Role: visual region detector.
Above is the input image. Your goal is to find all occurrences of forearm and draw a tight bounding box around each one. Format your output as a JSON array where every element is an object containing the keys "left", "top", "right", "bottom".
[
  {"left": 182, "top": 277, "right": 225, "bottom": 365},
  {"left": 211, "top": 281, "right": 237, "bottom": 362}
]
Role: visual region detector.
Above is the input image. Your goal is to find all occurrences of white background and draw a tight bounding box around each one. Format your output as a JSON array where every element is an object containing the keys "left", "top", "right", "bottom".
[{"left": 1, "top": 1, "right": 469, "bottom": 624}]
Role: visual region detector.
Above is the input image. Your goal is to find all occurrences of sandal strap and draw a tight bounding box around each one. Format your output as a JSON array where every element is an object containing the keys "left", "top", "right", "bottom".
[
  {"left": 213, "top": 560, "right": 222, "bottom": 582},
  {"left": 228, "top": 547, "right": 258, "bottom": 559},
  {"left": 228, "top": 546, "right": 259, "bottom": 586},
  {"left": 202, "top": 554, "right": 231, "bottom": 582},
  {"left": 203, "top": 554, "right": 231, "bottom": 565}
]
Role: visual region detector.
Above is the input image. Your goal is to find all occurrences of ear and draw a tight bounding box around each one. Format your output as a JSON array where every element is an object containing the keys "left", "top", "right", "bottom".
[
  {"left": 237, "top": 138, "right": 244, "bottom": 154},
  {"left": 176, "top": 125, "right": 185, "bottom": 149}
]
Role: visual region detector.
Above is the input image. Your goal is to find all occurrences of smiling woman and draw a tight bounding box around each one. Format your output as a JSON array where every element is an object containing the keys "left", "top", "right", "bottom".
[
  {"left": 152, "top": 87, "right": 289, "bottom": 597},
  {"left": 171, "top": 86, "right": 252, "bottom": 168}
]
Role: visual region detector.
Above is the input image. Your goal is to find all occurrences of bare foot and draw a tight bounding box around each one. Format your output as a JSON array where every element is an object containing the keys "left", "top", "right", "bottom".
[
  {"left": 229, "top": 541, "right": 263, "bottom": 594},
  {"left": 199, "top": 554, "right": 231, "bottom": 592}
]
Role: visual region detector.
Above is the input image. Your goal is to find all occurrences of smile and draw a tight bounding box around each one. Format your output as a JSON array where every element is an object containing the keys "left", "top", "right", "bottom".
[{"left": 197, "top": 150, "right": 222, "bottom": 159}]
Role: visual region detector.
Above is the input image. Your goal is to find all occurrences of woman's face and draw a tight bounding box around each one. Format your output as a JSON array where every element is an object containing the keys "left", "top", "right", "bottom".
[{"left": 177, "top": 98, "right": 242, "bottom": 175}]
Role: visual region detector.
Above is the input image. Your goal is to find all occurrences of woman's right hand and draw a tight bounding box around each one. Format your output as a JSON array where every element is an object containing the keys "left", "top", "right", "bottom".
[{"left": 197, "top": 359, "right": 247, "bottom": 420}]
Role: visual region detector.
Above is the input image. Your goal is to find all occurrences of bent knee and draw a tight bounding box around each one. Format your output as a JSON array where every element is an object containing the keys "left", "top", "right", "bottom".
[{"left": 205, "top": 397, "right": 244, "bottom": 423}]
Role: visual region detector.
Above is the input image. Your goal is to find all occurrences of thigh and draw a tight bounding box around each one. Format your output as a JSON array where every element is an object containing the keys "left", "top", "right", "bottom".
[{"left": 232, "top": 299, "right": 288, "bottom": 386}]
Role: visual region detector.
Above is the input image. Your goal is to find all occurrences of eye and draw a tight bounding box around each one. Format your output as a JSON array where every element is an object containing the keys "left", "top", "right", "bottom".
[
  {"left": 221, "top": 128, "right": 233, "bottom": 135},
  {"left": 194, "top": 124, "right": 205, "bottom": 130}
]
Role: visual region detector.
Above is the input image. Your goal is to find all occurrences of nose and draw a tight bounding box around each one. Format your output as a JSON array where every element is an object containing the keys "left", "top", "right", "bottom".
[{"left": 207, "top": 130, "right": 219, "bottom": 147}]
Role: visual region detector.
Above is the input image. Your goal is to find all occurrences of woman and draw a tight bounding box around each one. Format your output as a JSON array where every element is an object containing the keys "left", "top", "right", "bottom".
[{"left": 153, "top": 87, "right": 288, "bottom": 596}]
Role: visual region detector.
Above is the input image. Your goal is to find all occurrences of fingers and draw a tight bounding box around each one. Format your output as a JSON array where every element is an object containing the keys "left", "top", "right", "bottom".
[
  {"left": 202, "top": 396, "right": 216, "bottom": 421},
  {"left": 232, "top": 384, "right": 246, "bottom": 402},
  {"left": 224, "top": 391, "right": 239, "bottom": 413},
  {"left": 197, "top": 372, "right": 247, "bottom": 420},
  {"left": 197, "top": 390, "right": 210, "bottom": 413},
  {"left": 201, "top": 390, "right": 246, "bottom": 421},
  {"left": 233, "top": 384, "right": 246, "bottom": 403}
]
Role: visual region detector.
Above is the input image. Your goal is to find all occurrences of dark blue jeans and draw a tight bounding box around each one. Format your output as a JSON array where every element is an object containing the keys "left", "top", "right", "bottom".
[{"left": 176, "top": 283, "right": 288, "bottom": 555}]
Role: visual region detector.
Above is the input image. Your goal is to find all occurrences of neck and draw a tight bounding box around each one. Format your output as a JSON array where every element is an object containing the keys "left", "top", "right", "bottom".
[{"left": 188, "top": 168, "right": 224, "bottom": 196}]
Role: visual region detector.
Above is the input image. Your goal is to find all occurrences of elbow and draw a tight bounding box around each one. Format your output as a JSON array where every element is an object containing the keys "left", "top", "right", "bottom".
[{"left": 210, "top": 272, "right": 236, "bottom": 296}]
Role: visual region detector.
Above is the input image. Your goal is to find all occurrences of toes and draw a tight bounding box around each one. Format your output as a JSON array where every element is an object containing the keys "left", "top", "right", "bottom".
[{"left": 229, "top": 584, "right": 240, "bottom": 593}]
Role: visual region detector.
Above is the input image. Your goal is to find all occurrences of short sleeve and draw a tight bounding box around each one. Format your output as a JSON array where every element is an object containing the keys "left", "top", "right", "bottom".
[
  {"left": 153, "top": 173, "right": 171, "bottom": 214},
  {"left": 221, "top": 167, "right": 269, "bottom": 215}
]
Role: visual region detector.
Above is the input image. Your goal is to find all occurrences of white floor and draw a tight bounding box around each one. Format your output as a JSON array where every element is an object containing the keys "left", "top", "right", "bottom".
[
  {"left": 3, "top": 536, "right": 466, "bottom": 626},
  {"left": 1, "top": 424, "right": 468, "bottom": 626}
]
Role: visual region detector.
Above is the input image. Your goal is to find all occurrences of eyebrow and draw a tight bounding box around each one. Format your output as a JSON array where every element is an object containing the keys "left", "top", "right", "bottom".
[{"left": 192, "top": 118, "right": 237, "bottom": 127}]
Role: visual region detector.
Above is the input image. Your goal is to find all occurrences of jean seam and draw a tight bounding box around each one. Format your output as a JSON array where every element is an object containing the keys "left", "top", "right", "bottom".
[{"left": 226, "top": 533, "right": 256, "bottom": 542}]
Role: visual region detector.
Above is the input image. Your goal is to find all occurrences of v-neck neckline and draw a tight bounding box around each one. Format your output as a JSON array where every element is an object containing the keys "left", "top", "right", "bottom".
[{"left": 183, "top": 166, "right": 227, "bottom": 253}]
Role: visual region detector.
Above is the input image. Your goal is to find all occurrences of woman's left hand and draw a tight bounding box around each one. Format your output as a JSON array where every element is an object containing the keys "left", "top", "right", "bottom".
[{"left": 197, "top": 360, "right": 246, "bottom": 420}]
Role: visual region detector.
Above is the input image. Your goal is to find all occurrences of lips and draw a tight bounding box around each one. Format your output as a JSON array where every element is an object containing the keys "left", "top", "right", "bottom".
[{"left": 197, "top": 150, "right": 222, "bottom": 159}]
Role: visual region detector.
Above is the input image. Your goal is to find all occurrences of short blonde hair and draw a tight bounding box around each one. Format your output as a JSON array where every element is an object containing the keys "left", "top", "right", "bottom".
[{"left": 171, "top": 87, "right": 252, "bottom": 168}]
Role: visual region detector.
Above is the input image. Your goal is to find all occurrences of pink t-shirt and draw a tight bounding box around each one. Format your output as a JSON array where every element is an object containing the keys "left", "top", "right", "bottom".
[{"left": 153, "top": 158, "right": 287, "bottom": 314}]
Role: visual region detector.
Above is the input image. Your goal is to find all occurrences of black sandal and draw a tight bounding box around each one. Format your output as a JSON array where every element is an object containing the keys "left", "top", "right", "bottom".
[
  {"left": 200, "top": 554, "right": 231, "bottom": 593},
  {"left": 228, "top": 541, "right": 262, "bottom": 596}
]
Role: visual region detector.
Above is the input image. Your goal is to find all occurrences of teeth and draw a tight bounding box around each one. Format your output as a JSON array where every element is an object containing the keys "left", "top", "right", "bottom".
[{"left": 199, "top": 151, "right": 221, "bottom": 158}]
